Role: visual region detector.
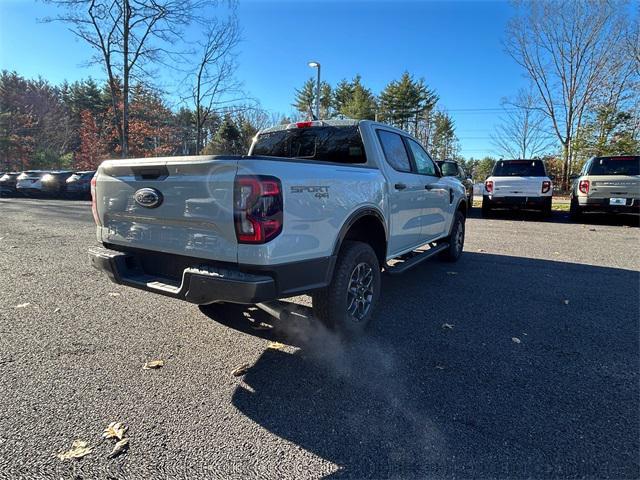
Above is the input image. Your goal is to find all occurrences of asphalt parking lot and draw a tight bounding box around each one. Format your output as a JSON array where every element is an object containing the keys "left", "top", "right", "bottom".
[{"left": 0, "top": 198, "right": 638, "bottom": 479}]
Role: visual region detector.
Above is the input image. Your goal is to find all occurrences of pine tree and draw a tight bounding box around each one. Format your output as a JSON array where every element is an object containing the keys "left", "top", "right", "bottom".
[
  {"left": 203, "top": 115, "right": 243, "bottom": 155},
  {"left": 341, "top": 76, "right": 377, "bottom": 120}
]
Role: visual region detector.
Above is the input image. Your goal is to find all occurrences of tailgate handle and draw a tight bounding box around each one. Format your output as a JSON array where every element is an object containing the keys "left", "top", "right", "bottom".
[{"left": 131, "top": 166, "right": 169, "bottom": 181}]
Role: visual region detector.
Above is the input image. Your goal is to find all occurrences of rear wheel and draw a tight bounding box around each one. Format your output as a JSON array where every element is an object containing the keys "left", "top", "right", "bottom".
[
  {"left": 542, "top": 198, "right": 552, "bottom": 218},
  {"left": 569, "top": 196, "right": 583, "bottom": 220},
  {"left": 312, "top": 241, "right": 381, "bottom": 337},
  {"left": 481, "top": 197, "right": 492, "bottom": 217}
]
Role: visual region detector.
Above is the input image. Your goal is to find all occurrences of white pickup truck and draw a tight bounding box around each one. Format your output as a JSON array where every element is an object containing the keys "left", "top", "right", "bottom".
[{"left": 89, "top": 120, "right": 468, "bottom": 335}]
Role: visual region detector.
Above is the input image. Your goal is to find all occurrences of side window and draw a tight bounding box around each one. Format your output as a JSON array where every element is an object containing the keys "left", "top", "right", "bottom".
[
  {"left": 406, "top": 139, "right": 437, "bottom": 176},
  {"left": 458, "top": 166, "right": 465, "bottom": 179},
  {"left": 377, "top": 130, "right": 411, "bottom": 172}
]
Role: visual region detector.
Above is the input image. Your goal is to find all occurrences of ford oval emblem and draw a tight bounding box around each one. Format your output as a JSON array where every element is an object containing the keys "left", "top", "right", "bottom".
[{"left": 134, "top": 188, "right": 163, "bottom": 208}]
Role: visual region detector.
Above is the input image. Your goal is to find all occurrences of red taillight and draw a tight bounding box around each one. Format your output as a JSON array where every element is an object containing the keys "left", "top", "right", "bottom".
[
  {"left": 295, "top": 121, "right": 313, "bottom": 128},
  {"left": 579, "top": 179, "right": 589, "bottom": 194},
  {"left": 234, "top": 175, "right": 283, "bottom": 244},
  {"left": 485, "top": 180, "right": 494, "bottom": 194},
  {"left": 90, "top": 175, "right": 101, "bottom": 225},
  {"left": 541, "top": 180, "right": 551, "bottom": 193}
]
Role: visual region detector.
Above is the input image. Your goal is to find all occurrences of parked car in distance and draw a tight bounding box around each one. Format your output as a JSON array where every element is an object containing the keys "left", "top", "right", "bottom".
[
  {"left": 436, "top": 159, "right": 473, "bottom": 205},
  {"left": 16, "top": 171, "right": 49, "bottom": 196},
  {"left": 569, "top": 155, "right": 640, "bottom": 219},
  {"left": 0, "top": 172, "right": 21, "bottom": 196},
  {"left": 482, "top": 159, "right": 553, "bottom": 217},
  {"left": 66, "top": 171, "right": 96, "bottom": 198},
  {"left": 89, "top": 120, "right": 469, "bottom": 337},
  {"left": 41, "top": 171, "right": 74, "bottom": 197}
]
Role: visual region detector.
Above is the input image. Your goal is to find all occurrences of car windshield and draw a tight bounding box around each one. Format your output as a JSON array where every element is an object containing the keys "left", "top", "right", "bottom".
[
  {"left": 588, "top": 156, "right": 639, "bottom": 176},
  {"left": 252, "top": 125, "right": 367, "bottom": 164},
  {"left": 438, "top": 162, "right": 459, "bottom": 176},
  {"left": 493, "top": 160, "right": 546, "bottom": 177}
]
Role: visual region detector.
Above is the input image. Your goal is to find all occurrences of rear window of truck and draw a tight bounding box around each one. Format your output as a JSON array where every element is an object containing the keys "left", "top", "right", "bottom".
[
  {"left": 493, "top": 160, "right": 546, "bottom": 177},
  {"left": 588, "top": 156, "right": 639, "bottom": 176},
  {"left": 252, "top": 126, "right": 367, "bottom": 164}
]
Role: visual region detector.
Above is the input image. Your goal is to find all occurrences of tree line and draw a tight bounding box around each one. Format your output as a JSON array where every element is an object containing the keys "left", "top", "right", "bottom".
[
  {"left": 0, "top": 71, "right": 281, "bottom": 171},
  {"left": 292, "top": 72, "right": 459, "bottom": 160}
]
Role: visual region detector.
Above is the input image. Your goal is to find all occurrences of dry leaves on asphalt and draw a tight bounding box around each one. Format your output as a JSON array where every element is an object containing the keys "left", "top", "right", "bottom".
[
  {"left": 231, "top": 363, "right": 251, "bottom": 377},
  {"left": 103, "top": 422, "right": 128, "bottom": 441},
  {"left": 57, "top": 440, "right": 93, "bottom": 460},
  {"left": 108, "top": 292, "right": 121, "bottom": 297},
  {"left": 266, "top": 341, "right": 286, "bottom": 351},
  {"left": 108, "top": 438, "right": 129, "bottom": 458},
  {"left": 512, "top": 337, "right": 522, "bottom": 344},
  {"left": 142, "top": 360, "right": 164, "bottom": 370},
  {"left": 441, "top": 323, "right": 454, "bottom": 330},
  {"left": 14, "top": 303, "right": 31, "bottom": 309}
]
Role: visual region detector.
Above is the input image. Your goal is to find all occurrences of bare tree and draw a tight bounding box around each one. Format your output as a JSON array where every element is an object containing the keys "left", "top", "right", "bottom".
[
  {"left": 44, "top": 0, "right": 209, "bottom": 157},
  {"left": 190, "top": 14, "right": 241, "bottom": 153},
  {"left": 506, "top": 0, "right": 629, "bottom": 188},
  {"left": 491, "top": 88, "right": 555, "bottom": 159}
]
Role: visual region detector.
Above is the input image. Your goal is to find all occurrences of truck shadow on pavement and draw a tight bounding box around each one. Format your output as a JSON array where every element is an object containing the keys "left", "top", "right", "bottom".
[{"left": 200, "top": 253, "right": 640, "bottom": 479}]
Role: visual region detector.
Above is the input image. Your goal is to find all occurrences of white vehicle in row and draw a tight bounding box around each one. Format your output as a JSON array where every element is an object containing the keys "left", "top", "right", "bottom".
[
  {"left": 482, "top": 159, "right": 553, "bottom": 217},
  {"left": 89, "top": 120, "right": 469, "bottom": 336}
]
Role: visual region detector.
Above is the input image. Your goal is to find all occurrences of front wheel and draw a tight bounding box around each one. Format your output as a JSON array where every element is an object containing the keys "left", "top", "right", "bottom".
[
  {"left": 439, "top": 211, "right": 465, "bottom": 262},
  {"left": 312, "top": 241, "right": 381, "bottom": 337}
]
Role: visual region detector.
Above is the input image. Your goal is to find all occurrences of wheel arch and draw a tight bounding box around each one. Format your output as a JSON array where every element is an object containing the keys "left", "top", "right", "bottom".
[{"left": 332, "top": 207, "right": 387, "bottom": 268}]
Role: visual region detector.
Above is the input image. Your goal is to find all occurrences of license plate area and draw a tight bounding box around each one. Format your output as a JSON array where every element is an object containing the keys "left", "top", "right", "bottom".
[{"left": 609, "top": 197, "right": 627, "bottom": 206}]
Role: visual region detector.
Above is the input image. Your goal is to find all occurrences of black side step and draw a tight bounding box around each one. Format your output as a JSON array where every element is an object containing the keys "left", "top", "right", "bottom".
[{"left": 385, "top": 243, "right": 449, "bottom": 275}]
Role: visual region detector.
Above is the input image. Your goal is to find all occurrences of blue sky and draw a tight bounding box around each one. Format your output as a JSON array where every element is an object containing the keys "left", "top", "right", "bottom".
[{"left": 0, "top": 0, "right": 530, "bottom": 158}]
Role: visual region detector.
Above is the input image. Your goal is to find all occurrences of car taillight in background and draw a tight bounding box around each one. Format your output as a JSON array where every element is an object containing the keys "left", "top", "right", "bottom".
[
  {"left": 541, "top": 180, "right": 551, "bottom": 193},
  {"left": 234, "top": 175, "right": 283, "bottom": 244},
  {"left": 485, "top": 180, "right": 494, "bottom": 194},
  {"left": 579, "top": 180, "right": 590, "bottom": 194},
  {"left": 90, "top": 175, "right": 101, "bottom": 225}
]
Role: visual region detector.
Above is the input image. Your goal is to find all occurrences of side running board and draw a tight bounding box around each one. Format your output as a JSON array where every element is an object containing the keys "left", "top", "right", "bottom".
[{"left": 385, "top": 243, "right": 449, "bottom": 275}]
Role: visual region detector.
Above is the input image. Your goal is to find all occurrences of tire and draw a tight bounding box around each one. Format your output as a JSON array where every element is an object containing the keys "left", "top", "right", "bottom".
[
  {"left": 467, "top": 192, "right": 474, "bottom": 207},
  {"left": 569, "top": 196, "right": 583, "bottom": 220},
  {"left": 481, "top": 197, "right": 492, "bottom": 217},
  {"left": 439, "top": 210, "right": 465, "bottom": 262},
  {"left": 542, "top": 198, "right": 552, "bottom": 218},
  {"left": 312, "top": 241, "right": 381, "bottom": 337}
]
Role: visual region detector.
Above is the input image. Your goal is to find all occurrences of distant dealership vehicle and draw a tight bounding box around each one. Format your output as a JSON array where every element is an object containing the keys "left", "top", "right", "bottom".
[
  {"left": 482, "top": 159, "right": 553, "bottom": 217},
  {"left": 16, "top": 171, "right": 49, "bottom": 196},
  {"left": 41, "top": 171, "right": 74, "bottom": 197},
  {"left": 0, "top": 173, "right": 21, "bottom": 196},
  {"left": 569, "top": 155, "right": 640, "bottom": 219},
  {"left": 66, "top": 171, "right": 96, "bottom": 199},
  {"left": 436, "top": 159, "right": 473, "bottom": 206}
]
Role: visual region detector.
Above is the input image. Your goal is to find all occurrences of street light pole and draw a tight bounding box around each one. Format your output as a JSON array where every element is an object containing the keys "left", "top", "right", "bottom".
[{"left": 308, "top": 61, "right": 321, "bottom": 120}]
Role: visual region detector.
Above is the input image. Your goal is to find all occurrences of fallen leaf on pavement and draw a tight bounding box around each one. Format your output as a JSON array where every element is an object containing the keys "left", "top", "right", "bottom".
[
  {"left": 108, "top": 292, "right": 120, "bottom": 297},
  {"left": 563, "top": 299, "right": 570, "bottom": 305},
  {"left": 232, "top": 363, "right": 251, "bottom": 377},
  {"left": 108, "top": 438, "right": 129, "bottom": 458},
  {"left": 57, "top": 440, "right": 92, "bottom": 460},
  {"left": 15, "top": 303, "right": 30, "bottom": 309},
  {"left": 441, "top": 323, "right": 454, "bottom": 330},
  {"left": 589, "top": 228, "right": 597, "bottom": 232},
  {"left": 477, "top": 249, "right": 486, "bottom": 253},
  {"left": 266, "top": 342, "right": 286, "bottom": 350},
  {"left": 512, "top": 337, "right": 521, "bottom": 344},
  {"left": 53, "top": 308, "right": 61, "bottom": 313},
  {"left": 142, "top": 360, "right": 164, "bottom": 370},
  {"left": 434, "top": 364, "right": 446, "bottom": 370},
  {"left": 103, "top": 422, "right": 128, "bottom": 441},
  {"left": 446, "top": 271, "right": 458, "bottom": 275},
  {"left": 553, "top": 251, "right": 560, "bottom": 255}
]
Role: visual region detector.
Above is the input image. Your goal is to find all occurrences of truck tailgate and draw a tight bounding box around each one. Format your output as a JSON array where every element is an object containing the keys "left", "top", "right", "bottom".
[
  {"left": 95, "top": 156, "right": 239, "bottom": 263},
  {"left": 492, "top": 176, "right": 545, "bottom": 196}
]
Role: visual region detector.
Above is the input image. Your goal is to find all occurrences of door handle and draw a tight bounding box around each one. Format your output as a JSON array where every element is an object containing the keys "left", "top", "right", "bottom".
[
  {"left": 425, "top": 183, "right": 437, "bottom": 190},
  {"left": 395, "top": 183, "right": 407, "bottom": 190}
]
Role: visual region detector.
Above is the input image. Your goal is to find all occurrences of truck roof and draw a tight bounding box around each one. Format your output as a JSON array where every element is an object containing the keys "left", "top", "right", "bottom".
[{"left": 258, "top": 119, "right": 409, "bottom": 136}]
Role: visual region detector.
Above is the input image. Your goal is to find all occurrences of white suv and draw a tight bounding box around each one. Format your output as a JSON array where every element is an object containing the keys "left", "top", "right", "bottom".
[{"left": 482, "top": 159, "right": 553, "bottom": 217}]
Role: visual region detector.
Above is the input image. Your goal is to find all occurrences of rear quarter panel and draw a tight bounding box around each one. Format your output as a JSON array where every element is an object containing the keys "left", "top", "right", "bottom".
[{"left": 236, "top": 159, "right": 386, "bottom": 265}]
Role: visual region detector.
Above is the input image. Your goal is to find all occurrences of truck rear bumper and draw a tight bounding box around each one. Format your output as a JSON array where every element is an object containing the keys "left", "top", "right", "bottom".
[
  {"left": 578, "top": 197, "right": 640, "bottom": 213},
  {"left": 89, "top": 246, "right": 335, "bottom": 305},
  {"left": 484, "top": 195, "right": 550, "bottom": 209}
]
